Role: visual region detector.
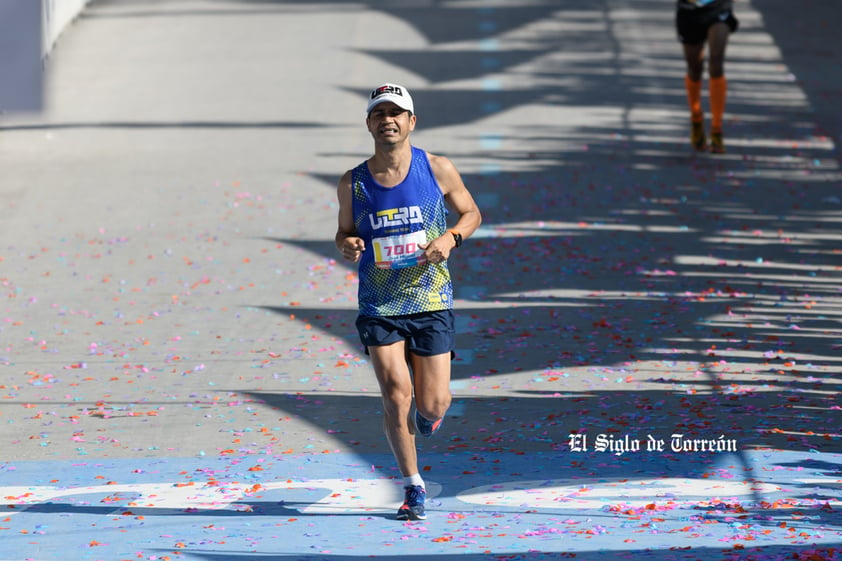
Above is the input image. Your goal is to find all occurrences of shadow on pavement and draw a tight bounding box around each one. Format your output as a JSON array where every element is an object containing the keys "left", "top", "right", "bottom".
[
  {"left": 246, "top": 0, "right": 841, "bottom": 519},
  {"left": 159, "top": 545, "right": 842, "bottom": 561}
]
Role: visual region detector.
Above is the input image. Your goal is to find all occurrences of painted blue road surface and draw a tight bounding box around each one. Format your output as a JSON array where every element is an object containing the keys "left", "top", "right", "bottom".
[{"left": 2, "top": 450, "right": 841, "bottom": 560}]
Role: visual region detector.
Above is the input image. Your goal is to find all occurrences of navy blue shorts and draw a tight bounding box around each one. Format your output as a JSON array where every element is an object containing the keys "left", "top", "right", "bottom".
[{"left": 356, "top": 310, "right": 455, "bottom": 357}]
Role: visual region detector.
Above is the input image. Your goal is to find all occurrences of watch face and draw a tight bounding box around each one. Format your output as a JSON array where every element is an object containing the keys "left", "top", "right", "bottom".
[{"left": 452, "top": 232, "right": 462, "bottom": 247}]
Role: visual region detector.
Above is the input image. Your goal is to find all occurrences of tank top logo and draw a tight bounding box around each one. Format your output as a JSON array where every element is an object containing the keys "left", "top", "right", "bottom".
[{"left": 368, "top": 205, "right": 424, "bottom": 230}]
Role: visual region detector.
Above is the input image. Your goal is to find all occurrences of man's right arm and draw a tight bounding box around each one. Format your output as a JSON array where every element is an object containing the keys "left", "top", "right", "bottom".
[{"left": 336, "top": 170, "right": 366, "bottom": 262}]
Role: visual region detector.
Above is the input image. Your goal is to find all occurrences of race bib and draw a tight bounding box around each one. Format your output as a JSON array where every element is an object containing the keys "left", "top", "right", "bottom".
[{"left": 373, "top": 230, "right": 427, "bottom": 269}]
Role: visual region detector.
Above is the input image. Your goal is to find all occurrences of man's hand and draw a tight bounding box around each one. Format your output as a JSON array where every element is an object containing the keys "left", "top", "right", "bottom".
[
  {"left": 420, "top": 233, "right": 456, "bottom": 265},
  {"left": 341, "top": 236, "right": 366, "bottom": 263}
]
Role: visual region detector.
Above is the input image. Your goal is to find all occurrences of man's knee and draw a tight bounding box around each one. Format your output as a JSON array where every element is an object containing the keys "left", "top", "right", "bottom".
[
  {"left": 708, "top": 55, "right": 725, "bottom": 78},
  {"left": 682, "top": 56, "right": 704, "bottom": 82},
  {"left": 382, "top": 385, "right": 412, "bottom": 413},
  {"left": 416, "top": 392, "right": 452, "bottom": 421}
]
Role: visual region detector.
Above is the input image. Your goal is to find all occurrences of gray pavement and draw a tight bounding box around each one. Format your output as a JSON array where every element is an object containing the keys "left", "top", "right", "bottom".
[{"left": 1, "top": 1, "right": 841, "bottom": 559}]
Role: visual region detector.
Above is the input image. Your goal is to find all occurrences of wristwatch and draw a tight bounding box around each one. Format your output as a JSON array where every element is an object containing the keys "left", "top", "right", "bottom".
[{"left": 449, "top": 229, "right": 462, "bottom": 248}]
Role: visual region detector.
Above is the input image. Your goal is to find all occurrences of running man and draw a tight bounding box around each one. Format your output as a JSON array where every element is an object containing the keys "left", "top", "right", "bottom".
[
  {"left": 335, "top": 83, "right": 482, "bottom": 520},
  {"left": 676, "top": 0, "right": 739, "bottom": 153}
]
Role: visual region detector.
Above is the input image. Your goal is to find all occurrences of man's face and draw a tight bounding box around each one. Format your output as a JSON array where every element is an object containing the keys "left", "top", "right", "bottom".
[{"left": 366, "top": 102, "right": 416, "bottom": 143}]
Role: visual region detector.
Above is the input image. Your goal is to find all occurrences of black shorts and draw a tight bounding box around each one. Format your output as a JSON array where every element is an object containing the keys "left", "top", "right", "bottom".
[
  {"left": 676, "top": 7, "right": 738, "bottom": 45},
  {"left": 356, "top": 310, "right": 455, "bottom": 357}
]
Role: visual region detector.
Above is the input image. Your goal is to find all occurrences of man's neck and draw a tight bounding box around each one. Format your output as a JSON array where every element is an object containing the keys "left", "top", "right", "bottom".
[{"left": 368, "top": 143, "right": 413, "bottom": 186}]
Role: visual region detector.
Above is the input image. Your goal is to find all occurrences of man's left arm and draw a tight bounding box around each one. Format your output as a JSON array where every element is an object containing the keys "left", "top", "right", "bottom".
[{"left": 423, "top": 153, "right": 482, "bottom": 262}]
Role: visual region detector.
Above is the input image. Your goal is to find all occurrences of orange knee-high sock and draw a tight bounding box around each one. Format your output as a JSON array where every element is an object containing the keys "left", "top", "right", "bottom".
[
  {"left": 684, "top": 75, "right": 703, "bottom": 122},
  {"left": 709, "top": 76, "right": 727, "bottom": 132}
]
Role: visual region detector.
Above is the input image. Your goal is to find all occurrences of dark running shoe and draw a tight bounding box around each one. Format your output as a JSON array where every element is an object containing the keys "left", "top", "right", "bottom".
[
  {"left": 414, "top": 409, "right": 444, "bottom": 438},
  {"left": 396, "top": 485, "right": 426, "bottom": 520},
  {"left": 710, "top": 130, "right": 725, "bottom": 154},
  {"left": 691, "top": 120, "right": 707, "bottom": 151}
]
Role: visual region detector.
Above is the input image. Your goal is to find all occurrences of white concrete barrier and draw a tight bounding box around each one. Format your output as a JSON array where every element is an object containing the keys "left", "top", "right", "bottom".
[
  {"left": 0, "top": 0, "right": 88, "bottom": 111},
  {"left": 43, "top": 0, "right": 92, "bottom": 55}
]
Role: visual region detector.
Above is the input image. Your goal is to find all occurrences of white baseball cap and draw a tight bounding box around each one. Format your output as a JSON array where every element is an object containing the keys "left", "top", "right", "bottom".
[{"left": 366, "top": 83, "right": 414, "bottom": 114}]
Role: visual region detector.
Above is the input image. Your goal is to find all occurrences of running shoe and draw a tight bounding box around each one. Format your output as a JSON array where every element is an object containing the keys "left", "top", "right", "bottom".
[
  {"left": 710, "top": 130, "right": 725, "bottom": 154},
  {"left": 415, "top": 409, "right": 444, "bottom": 438},
  {"left": 691, "top": 120, "right": 707, "bottom": 151},
  {"left": 396, "top": 485, "right": 426, "bottom": 520}
]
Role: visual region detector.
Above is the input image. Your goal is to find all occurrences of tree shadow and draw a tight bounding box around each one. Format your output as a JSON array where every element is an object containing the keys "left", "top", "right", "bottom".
[
  {"left": 16, "top": 499, "right": 393, "bottom": 519},
  {"left": 149, "top": 544, "right": 842, "bottom": 561},
  {"left": 245, "top": 0, "right": 841, "bottom": 507}
]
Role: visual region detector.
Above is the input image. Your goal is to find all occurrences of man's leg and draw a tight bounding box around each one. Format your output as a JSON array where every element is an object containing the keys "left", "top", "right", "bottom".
[
  {"left": 369, "top": 341, "right": 434, "bottom": 520},
  {"left": 706, "top": 21, "right": 730, "bottom": 79},
  {"left": 682, "top": 42, "right": 707, "bottom": 150},
  {"left": 410, "top": 352, "right": 452, "bottom": 434},
  {"left": 682, "top": 42, "right": 705, "bottom": 83},
  {"left": 707, "top": 21, "right": 731, "bottom": 152},
  {"left": 369, "top": 341, "right": 418, "bottom": 476}
]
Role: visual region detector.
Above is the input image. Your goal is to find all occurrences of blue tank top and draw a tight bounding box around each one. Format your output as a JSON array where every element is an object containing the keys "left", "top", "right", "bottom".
[{"left": 351, "top": 146, "right": 453, "bottom": 317}]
